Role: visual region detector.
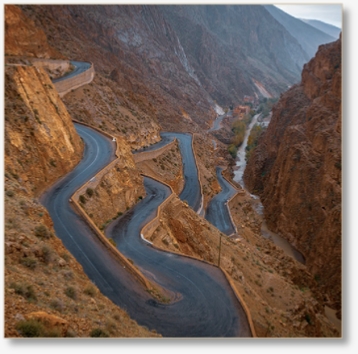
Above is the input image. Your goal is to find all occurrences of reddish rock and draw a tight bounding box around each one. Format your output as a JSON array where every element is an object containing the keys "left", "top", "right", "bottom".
[{"left": 244, "top": 37, "right": 341, "bottom": 311}]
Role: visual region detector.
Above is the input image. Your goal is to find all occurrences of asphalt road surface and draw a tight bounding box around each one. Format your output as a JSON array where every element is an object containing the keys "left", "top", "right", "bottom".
[
  {"left": 161, "top": 132, "right": 202, "bottom": 212},
  {"left": 133, "top": 134, "right": 174, "bottom": 153},
  {"left": 106, "top": 177, "right": 251, "bottom": 337},
  {"left": 52, "top": 61, "right": 91, "bottom": 83},
  {"left": 41, "top": 123, "right": 251, "bottom": 337},
  {"left": 205, "top": 167, "right": 237, "bottom": 236}
]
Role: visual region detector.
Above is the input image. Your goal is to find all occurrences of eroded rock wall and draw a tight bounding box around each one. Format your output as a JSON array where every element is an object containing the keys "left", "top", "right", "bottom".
[
  {"left": 5, "top": 65, "right": 83, "bottom": 196},
  {"left": 244, "top": 37, "right": 341, "bottom": 310}
]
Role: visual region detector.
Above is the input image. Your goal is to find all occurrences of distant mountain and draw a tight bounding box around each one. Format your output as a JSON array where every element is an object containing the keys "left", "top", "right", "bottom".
[
  {"left": 160, "top": 5, "right": 310, "bottom": 102},
  {"left": 20, "top": 4, "right": 311, "bottom": 128},
  {"left": 301, "top": 19, "right": 341, "bottom": 39},
  {"left": 264, "top": 5, "right": 336, "bottom": 59}
]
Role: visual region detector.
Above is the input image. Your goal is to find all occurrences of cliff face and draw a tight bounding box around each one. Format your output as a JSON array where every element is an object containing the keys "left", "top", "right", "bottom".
[
  {"left": 5, "top": 65, "right": 83, "bottom": 196},
  {"left": 244, "top": 37, "right": 341, "bottom": 310},
  {"left": 5, "top": 5, "right": 63, "bottom": 59}
]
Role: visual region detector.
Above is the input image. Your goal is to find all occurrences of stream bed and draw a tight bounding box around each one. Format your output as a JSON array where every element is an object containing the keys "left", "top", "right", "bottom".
[{"left": 233, "top": 114, "right": 305, "bottom": 264}]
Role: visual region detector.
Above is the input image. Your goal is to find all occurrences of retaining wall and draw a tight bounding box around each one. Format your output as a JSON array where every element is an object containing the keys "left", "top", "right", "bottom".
[
  {"left": 221, "top": 171, "right": 241, "bottom": 237},
  {"left": 54, "top": 63, "right": 95, "bottom": 97},
  {"left": 191, "top": 133, "right": 204, "bottom": 215},
  {"left": 133, "top": 139, "right": 177, "bottom": 164}
]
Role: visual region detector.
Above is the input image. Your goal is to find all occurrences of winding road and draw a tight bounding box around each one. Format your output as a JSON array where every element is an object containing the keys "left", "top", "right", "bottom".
[
  {"left": 41, "top": 123, "right": 251, "bottom": 337},
  {"left": 52, "top": 61, "right": 91, "bottom": 83},
  {"left": 205, "top": 167, "right": 237, "bottom": 236},
  {"left": 40, "top": 60, "right": 253, "bottom": 336}
]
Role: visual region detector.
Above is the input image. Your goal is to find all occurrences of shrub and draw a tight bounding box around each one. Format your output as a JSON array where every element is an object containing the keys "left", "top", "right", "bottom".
[
  {"left": 20, "top": 257, "right": 37, "bottom": 270},
  {"left": 10, "top": 283, "right": 37, "bottom": 302},
  {"left": 34, "top": 224, "right": 52, "bottom": 239},
  {"left": 5, "top": 190, "right": 14, "bottom": 197},
  {"left": 228, "top": 144, "right": 238, "bottom": 158},
  {"left": 42, "top": 245, "right": 52, "bottom": 264},
  {"left": 16, "top": 319, "right": 62, "bottom": 337},
  {"left": 83, "top": 285, "right": 96, "bottom": 297},
  {"left": 86, "top": 188, "right": 94, "bottom": 197},
  {"left": 108, "top": 238, "right": 117, "bottom": 247},
  {"left": 16, "top": 319, "right": 45, "bottom": 337},
  {"left": 64, "top": 286, "right": 77, "bottom": 300},
  {"left": 79, "top": 195, "right": 86, "bottom": 204},
  {"left": 90, "top": 328, "right": 109, "bottom": 337},
  {"left": 50, "top": 299, "right": 65, "bottom": 313}
]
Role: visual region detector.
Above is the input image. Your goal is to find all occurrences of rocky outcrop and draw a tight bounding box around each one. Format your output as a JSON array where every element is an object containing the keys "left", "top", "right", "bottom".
[
  {"left": 244, "top": 37, "right": 341, "bottom": 310},
  {"left": 5, "top": 5, "right": 63, "bottom": 59},
  {"left": 78, "top": 136, "right": 146, "bottom": 228},
  {"left": 4, "top": 65, "right": 83, "bottom": 196}
]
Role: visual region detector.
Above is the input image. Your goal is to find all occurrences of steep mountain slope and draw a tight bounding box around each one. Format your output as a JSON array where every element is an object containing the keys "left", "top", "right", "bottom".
[
  {"left": 264, "top": 5, "right": 336, "bottom": 58},
  {"left": 301, "top": 19, "right": 341, "bottom": 39},
  {"left": 161, "top": 5, "right": 309, "bottom": 102},
  {"left": 21, "top": 4, "right": 311, "bottom": 131},
  {"left": 244, "top": 37, "right": 341, "bottom": 313},
  {"left": 5, "top": 5, "right": 63, "bottom": 59}
]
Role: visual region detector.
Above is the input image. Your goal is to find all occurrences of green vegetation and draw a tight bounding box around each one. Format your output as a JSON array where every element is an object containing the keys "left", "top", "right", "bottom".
[
  {"left": 34, "top": 224, "right": 53, "bottom": 239},
  {"left": 16, "top": 319, "right": 62, "bottom": 337},
  {"left": 228, "top": 144, "right": 238, "bottom": 158},
  {"left": 79, "top": 194, "right": 86, "bottom": 204},
  {"left": 10, "top": 282, "right": 37, "bottom": 302},
  {"left": 108, "top": 238, "right": 117, "bottom": 247},
  {"left": 228, "top": 109, "right": 255, "bottom": 158},
  {"left": 256, "top": 97, "right": 278, "bottom": 118},
  {"left": 64, "top": 286, "right": 77, "bottom": 300},
  {"left": 245, "top": 124, "right": 265, "bottom": 161},
  {"left": 90, "top": 328, "right": 110, "bottom": 337},
  {"left": 5, "top": 190, "right": 14, "bottom": 197},
  {"left": 84, "top": 285, "right": 97, "bottom": 297},
  {"left": 20, "top": 257, "right": 37, "bottom": 270},
  {"left": 86, "top": 187, "right": 94, "bottom": 197}
]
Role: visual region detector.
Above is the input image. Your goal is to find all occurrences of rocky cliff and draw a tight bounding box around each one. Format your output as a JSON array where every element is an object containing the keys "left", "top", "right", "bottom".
[
  {"left": 244, "top": 37, "right": 341, "bottom": 311},
  {"left": 5, "top": 5, "right": 63, "bottom": 59},
  {"left": 4, "top": 65, "right": 83, "bottom": 196}
]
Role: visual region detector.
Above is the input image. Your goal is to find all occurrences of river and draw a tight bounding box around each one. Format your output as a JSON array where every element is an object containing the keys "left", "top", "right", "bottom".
[{"left": 232, "top": 113, "right": 305, "bottom": 264}]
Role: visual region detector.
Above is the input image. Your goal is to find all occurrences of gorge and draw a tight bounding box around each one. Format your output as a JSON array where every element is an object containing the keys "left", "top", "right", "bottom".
[{"left": 4, "top": 4, "right": 341, "bottom": 339}]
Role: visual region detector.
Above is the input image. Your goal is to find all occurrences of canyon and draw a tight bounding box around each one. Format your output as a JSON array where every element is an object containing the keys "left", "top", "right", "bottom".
[{"left": 4, "top": 4, "right": 341, "bottom": 339}]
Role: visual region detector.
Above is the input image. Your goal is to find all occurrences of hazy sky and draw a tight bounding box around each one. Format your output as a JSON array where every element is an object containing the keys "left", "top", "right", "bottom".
[{"left": 275, "top": 4, "right": 342, "bottom": 28}]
